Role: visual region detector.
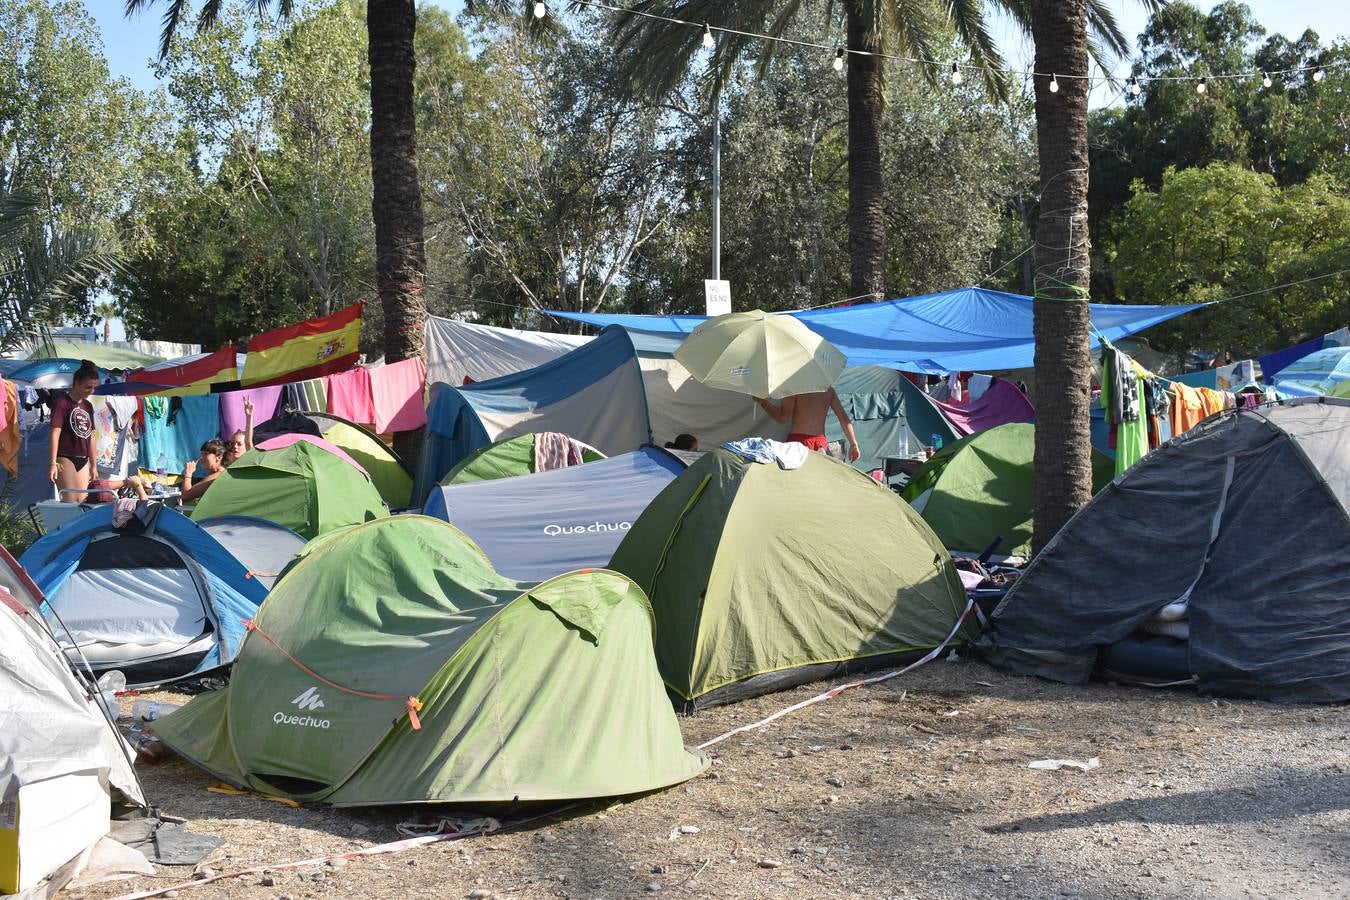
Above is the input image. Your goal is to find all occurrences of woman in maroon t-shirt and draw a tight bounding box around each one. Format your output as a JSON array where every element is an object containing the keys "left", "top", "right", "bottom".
[{"left": 48, "top": 360, "right": 100, "bottom": 498}]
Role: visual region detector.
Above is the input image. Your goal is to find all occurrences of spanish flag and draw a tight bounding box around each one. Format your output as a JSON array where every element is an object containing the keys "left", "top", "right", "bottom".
[
  {"left": 113, "top": 346, "right": 239, "bottom": 396},
  {"left": 241, "top": 303, "right": 362, "bottom": 387}
]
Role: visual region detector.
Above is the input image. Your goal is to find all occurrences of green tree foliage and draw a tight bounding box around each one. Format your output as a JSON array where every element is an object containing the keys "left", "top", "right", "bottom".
[
  {"left": 1113, "top": 163, "right": 1350, "bottom": 356},
  {"left": 1089, "top": 1, "right": 1350, "bottom": 313},
  {"left": 118, "top": 1, "right": 375, "bottom": 350},
  {"left": 0, "top": 0, "right": 160, "bottom": 328}
]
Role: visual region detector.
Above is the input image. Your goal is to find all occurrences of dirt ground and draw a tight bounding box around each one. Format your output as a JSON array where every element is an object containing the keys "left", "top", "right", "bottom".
[{"left": 76, "top": 657, "right": 1349, "bottom": 900}]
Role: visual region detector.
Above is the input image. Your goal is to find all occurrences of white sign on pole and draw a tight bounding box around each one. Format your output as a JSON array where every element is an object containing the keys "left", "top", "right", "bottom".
[{"left": 704, "top": 279, "right": 732, "bottom": 317}]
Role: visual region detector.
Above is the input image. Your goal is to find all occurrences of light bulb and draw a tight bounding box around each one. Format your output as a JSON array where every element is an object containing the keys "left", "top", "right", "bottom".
[
  {"left": 1048, "top": 74, "right": 1059, "bottom": 93},
  {"left": 1196, "top": 77, "right": 1206, "bottom": 94},
  {"left": 832, "top": 48, "right": 844, "bottom": 73},
  {"left": 702, "top": 23, "right": 715, "bottom": 50},
  {"left": 1262, "top": 72, "right": 1272, "bottom": 88},
  {"left": 1313, "top": 67, "right": 1325, "bottom": 82},
  {"left": 950, "top": 62, "right": 963, "bottom": 85},
  {"left": 532, "top": 1, "right": 546, "bottom": 19},
  {"left": 1129, "top": 76, "right": 1141, "bottom": 96}
]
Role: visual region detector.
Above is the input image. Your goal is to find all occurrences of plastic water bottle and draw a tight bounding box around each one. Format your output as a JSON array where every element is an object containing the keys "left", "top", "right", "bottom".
[
  {"left": 154, "top": 454, "right": 167, "bottom": 496},
  {"left": 132, "top": 699, "right": 162, "bottom": 722}
]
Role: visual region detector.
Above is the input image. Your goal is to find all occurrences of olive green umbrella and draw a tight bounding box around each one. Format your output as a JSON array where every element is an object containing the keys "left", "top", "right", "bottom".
[{"left": 673, "top": 310, "right": 847, "bottom": 399}]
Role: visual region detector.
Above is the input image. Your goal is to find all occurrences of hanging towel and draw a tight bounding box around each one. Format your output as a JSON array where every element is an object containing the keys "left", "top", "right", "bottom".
[
  {"left": 534, "top": 431, "right": 586, "bottom": 472},
  {"left": 93, "top": 397, "right": 138, "bottom": 479},
  {"left": 325, "top": 367, "right": 374, "bottom": 424},
  {"left": 140, "top": 394, "right": 219, "bottom": 473},
  {"left": 219, "top": 386, "right": 282, "bottom": 439},
  {"left": 368, "top": 357, "right": 427, "bottom": 433},
  {"left": 286, "top": 378, "right": 328, "bottom": 413},
  {"left": 967, "top": 374, "right": 993, "bottom": 401}
]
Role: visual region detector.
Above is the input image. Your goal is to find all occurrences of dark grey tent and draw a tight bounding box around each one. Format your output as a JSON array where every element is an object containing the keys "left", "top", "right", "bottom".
[{"left": 977, "top": 398, "right": 1350, "bottom": 703}]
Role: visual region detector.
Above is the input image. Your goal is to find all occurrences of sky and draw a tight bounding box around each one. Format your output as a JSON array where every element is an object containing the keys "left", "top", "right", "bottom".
[{"left": 91, "top": 1, "right": 1350, "bottom": 103}]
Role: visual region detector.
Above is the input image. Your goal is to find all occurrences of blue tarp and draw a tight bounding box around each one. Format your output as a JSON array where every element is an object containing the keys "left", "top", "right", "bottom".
[
  {"left": 424, "top": 447, "right": 689, "bottom": 581},
  {"left": 547, "top": 287, "right": 1209, "bottom": 374},
  {"left": 1259, "top": 336, "right": 1325, "bottom": 384},
  {"left": 413, "top": 326, "right": 652, "bottom": 504}
]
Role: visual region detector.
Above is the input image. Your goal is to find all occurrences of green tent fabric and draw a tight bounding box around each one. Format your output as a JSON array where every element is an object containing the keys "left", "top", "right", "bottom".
[
  {"left": 190, "top": 440, "right": 387, "bottom": 540},
  {"left": 440, "top": 433, "right": 606, "bottom": 486},
  {"left": 900, "top": 423, "right": 1115, "bottom": 558},
  {"left": 154, "top": 516, "right": 707, "bottom": 805},
  {"left": 34, "top": 341, "right": 165, "bottom": 369},
  {"left": 302, "top": 412, "right": 415, "bottom": 508},
  {"left": 608, "top": 449, "right": 971, "bottom": 709}
]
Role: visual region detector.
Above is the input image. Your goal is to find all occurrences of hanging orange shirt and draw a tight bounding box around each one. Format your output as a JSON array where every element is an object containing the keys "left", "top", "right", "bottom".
[
  {"left": 0, "top": 379, "right": 18, "bottom": 477},
  {"left": 1169, "top": 382, "right": 1206, "bottom": 436},
  {"left": 1197, "top": 387, "right": 1227, "bottom": 419}
]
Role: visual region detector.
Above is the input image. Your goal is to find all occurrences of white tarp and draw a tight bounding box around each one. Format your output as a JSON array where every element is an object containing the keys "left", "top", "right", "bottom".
[
  {"left": 0, "top": 595, "right": 143, "bottom": 804},
  {"left": 425, "top": 317, "right": 588, "bottom": 386}
]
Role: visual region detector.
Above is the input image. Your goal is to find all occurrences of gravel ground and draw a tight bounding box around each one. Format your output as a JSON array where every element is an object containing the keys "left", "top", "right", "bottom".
[{"left": 75, "top": 657, "right": 1349, "bottom": 900}]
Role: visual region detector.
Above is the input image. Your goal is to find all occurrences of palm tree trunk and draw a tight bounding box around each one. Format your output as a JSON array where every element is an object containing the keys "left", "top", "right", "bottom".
[
  {"left": 103, "top": 319, "right": 111, "bottom": 344},
  {"left": 368, "top": 0, "right": 427, "bottom": 460},
  {"left": 1029, "top": 0, "right": 1094, "bottom": 555},
  {"left": 844, "top": 1, "right": 885, "bottom": 301}
]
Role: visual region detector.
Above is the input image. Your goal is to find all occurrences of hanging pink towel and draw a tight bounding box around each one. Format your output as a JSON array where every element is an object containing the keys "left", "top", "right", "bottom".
[
  {"left": 325, "top": 366, "right": 375, "bottom": 424},
  {"left": 369, "top": 357, "right": 427, "bottom": 433}
]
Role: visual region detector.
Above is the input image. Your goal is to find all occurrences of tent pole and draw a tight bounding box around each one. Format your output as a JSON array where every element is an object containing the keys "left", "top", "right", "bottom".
[{"left": 711, "top": 84, "right": 721, "bottom": 282}]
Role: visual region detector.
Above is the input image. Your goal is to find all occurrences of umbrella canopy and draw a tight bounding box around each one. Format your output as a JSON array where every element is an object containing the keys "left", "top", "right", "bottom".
[{"left": 673, "top": 310, "right": 846, "bottom": 399}]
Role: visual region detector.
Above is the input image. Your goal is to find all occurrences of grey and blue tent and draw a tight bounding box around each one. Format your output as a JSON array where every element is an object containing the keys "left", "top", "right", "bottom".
[
  {"left": 412, "top": 326, "right": 651, "bottom": 504},
  {"left": 20, "top": 505, "right": 293, "bottom": 688},
  {"left": 424, "top": 446, "right": 691, "bottom": 581},
  {"left": 978, "top": 398, "right": 1350, "bottom": 702}
]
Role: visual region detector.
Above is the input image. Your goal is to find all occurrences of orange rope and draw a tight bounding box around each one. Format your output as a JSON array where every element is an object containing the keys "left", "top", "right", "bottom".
[{"left": 242, "top": 620, "right": 423, "bottom": 730}]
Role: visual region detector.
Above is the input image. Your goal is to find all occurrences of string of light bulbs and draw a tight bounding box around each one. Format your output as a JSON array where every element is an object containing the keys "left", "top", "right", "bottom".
[{"left": 528, "top": 0, "right": 1348, "bottom": 94}]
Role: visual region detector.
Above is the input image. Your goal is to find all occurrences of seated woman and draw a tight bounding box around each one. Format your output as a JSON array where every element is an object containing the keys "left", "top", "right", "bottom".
[
  {"left": 180, "top": 439, "right": 228, "bottom": 503},
  {"left": 224, "top": 396, "right": 255, "bottom": 466}
]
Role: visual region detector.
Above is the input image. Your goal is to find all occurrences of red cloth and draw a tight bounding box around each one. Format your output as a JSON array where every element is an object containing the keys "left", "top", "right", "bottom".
[{"left": 787, "top": 433, "right": 828, "bottom": 452}]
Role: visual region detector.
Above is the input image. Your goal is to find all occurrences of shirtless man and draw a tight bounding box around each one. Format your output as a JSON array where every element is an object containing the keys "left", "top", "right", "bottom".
[{"left": 754, "top": 389, "right": 861, "bottom": 461}]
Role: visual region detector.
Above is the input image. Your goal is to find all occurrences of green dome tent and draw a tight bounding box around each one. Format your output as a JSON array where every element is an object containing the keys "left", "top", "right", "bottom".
[
  {"left": 190, "top": 440, "right": 387, "bottom": 540},
  {"left": 609, "top": 449, "right": 971, "bottom": 709},
  {"left": 154, "top": 516, "right": 707, "bottom": 805},
  {"left": 300, "top": 412, "right": 415, "bottom": 508},
  {"left": 900, "top": 423, "right": 1115, "bottom": 558},
  {"left": 440, "top": 432, "right": 605, "bottom": 486}
]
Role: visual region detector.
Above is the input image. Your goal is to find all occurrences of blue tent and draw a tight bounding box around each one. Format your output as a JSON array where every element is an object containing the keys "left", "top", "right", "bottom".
[
  {"left": 1267, "top": 346, "right": 1350, "bottom": 398},
  {"left": 21, "top": 505, "right": 271, "bottom": 688},
  {"left": 414, "top": 325, "right": 651, "bottom": 504},
  {"left": 424, "top": 447, "right": 689, "bottom": 581},
  {"left": 7, "top": 358, "right": 112, "bottom": 389},
  {"left": 546, "top": 287, "right": 1209, "bottom": 374}
]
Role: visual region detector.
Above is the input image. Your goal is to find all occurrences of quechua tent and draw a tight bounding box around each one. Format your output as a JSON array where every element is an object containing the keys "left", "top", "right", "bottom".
[
  {"left": 20, "top": 505, "right": 269, "bottom": 688},
  {"left": 190, "top": 440, "right": 388, "bottom": 540},
  {"left": 977, "top": 398, "right": 1350, "bottom": 702},
  {"left": 902, "top": 423, "right": 1115, "bottom": 559},
  {"left": 153, "top": 516, "right": 708, "bottom": 805},
  {"left": 609, "top": 449, "right": 972, "bottom": 709},
  {"left": 425, "top": 447, "right": 691, "bottom": 581},
  {"left": 412, "top": 326, "right": 650, "bottom": 504}
]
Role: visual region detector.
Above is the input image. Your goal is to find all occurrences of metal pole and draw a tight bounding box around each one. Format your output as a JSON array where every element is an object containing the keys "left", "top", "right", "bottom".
[{"left": 711, "top": 85, "right": 721, "bottom": 281}]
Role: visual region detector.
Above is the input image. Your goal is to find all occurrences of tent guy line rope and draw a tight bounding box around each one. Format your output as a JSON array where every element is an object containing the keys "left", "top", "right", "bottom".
[{"left": 695, "top": 598, "right": 978, "bottom": 751}]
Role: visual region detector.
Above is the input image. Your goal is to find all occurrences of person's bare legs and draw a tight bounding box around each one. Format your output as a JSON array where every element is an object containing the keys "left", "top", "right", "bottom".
[{"left": 55, "top": 457, "right": 91, "bottom": 500}]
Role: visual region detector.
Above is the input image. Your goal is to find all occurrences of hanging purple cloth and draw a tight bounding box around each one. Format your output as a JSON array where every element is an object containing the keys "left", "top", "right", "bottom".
[
  {"left": 927, "top": 378, "right": 1036, "bottom": 436},
  {"left": 218, "top": 385, "right": 283, "bottom": 440}
]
